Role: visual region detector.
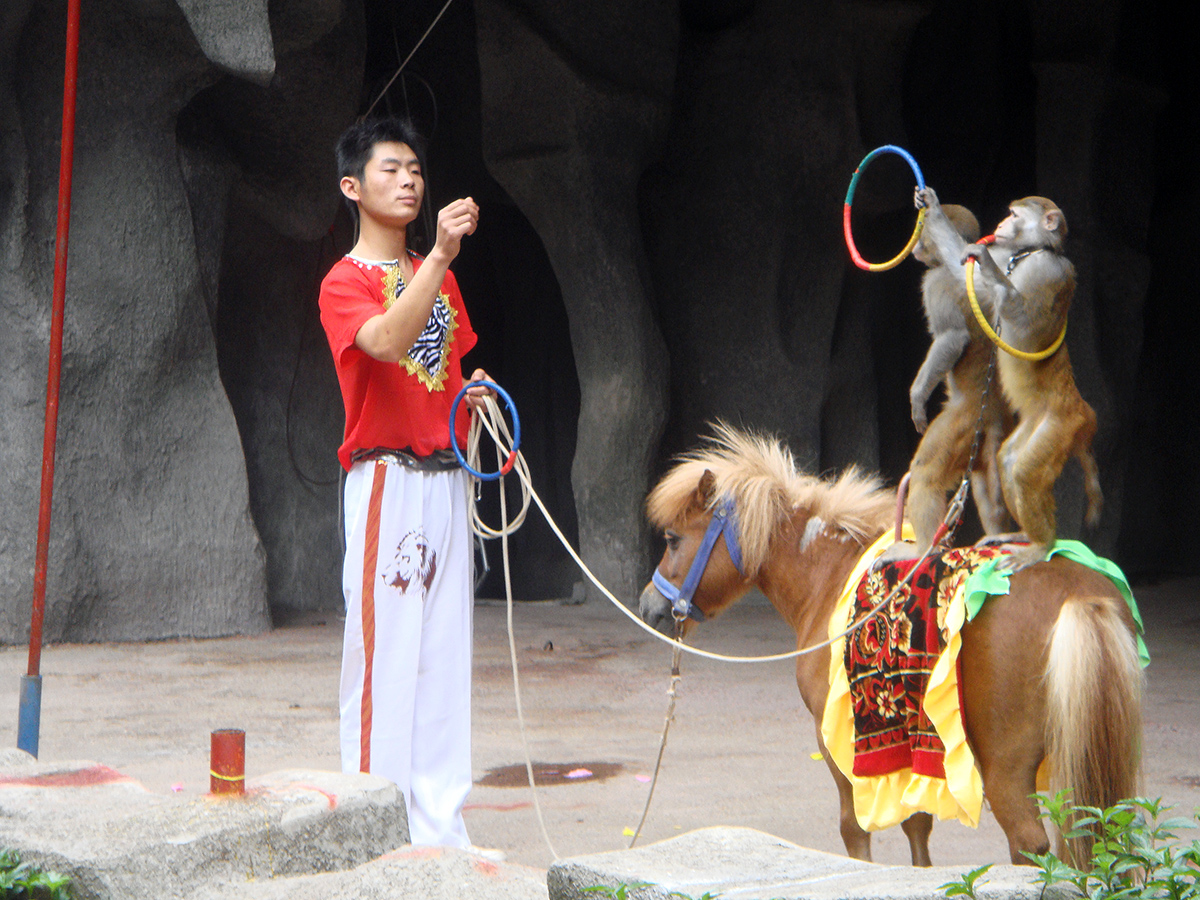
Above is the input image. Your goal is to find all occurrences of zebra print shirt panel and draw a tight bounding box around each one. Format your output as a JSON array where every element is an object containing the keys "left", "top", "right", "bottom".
[{"left": 381, "top": 261, "right": 459, "bottom": 392}]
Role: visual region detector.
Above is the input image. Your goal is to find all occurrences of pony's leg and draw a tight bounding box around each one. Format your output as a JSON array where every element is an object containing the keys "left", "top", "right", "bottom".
[
  {"left": 901, "top": 812, "right": 933, "bottom": 866},
  {"left": 817, "top": 729, "right": 872, "bottom": 861},
  {"left": 979, "top": 761, "right": 1049, "bottom": 864},
  {"left": 829, "top": 761, "right": 872, "bottom": 861},
  {"left": 962, "top": 604, "right": 1053, "bottom": 864}
]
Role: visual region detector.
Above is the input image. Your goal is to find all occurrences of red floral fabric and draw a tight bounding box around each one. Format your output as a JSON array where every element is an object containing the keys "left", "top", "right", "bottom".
[{"left": 844, "top": 545, "right": 1004, "bottom": 778}]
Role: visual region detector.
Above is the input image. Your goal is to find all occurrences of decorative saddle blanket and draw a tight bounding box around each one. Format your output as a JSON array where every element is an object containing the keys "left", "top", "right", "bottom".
[
  {"left": 843, "top": 545, "right": 1002, "bottom": 780},
  {"left": 819, "top": 533, "right": 1147, "bottom": 833}
]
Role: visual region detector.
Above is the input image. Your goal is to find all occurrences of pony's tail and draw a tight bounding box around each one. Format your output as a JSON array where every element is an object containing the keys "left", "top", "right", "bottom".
[{"left": 1044, "top": 594, "right": 1143, "bottom": 865}]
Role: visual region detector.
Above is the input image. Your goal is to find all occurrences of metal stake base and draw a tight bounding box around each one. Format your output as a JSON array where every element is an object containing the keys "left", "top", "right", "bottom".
[{"left": 17, "top": 674, "right": 42, "bottom": 758}]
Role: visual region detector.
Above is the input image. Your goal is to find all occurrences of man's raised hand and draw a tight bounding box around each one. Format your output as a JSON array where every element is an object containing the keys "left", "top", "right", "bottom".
[{"left": 434, "top": 197, "right": 479, "bottom": 261}]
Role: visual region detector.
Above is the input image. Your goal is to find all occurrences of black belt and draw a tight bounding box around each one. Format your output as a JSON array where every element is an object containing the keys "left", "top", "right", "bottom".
[{"left": 350, "top": 447, "right": 461, "bottom": 472}]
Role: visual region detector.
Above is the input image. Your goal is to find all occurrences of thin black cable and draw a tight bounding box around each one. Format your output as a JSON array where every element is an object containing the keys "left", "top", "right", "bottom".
[{"left": 363, "top": 0, "right": 455, "bottom": 119}]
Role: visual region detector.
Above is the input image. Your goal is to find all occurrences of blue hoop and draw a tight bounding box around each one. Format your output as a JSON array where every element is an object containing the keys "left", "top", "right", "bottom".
[
  {"left": 843, "top": 145, "right": 927, "bottom": 272},
  {"left": 450, "top": 380, "right": 521, "bottom": 481}
]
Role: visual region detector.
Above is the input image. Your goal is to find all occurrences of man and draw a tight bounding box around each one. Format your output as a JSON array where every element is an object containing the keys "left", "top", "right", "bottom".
[{"left": 319, "top": 116, "right": 490, "bottom": 847}]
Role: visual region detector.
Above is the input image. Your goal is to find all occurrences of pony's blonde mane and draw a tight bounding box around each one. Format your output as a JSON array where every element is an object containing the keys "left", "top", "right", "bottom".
[{"left": 646, "top": 423, "right": 895, "bottom": 575}]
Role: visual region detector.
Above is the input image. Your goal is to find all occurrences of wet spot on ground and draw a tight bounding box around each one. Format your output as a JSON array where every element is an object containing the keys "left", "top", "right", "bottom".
[{"left": 475, "top": 761, "right": 623, "bottom": 787}]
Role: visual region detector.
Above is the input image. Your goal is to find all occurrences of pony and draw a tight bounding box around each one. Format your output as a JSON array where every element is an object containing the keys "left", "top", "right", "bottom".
[{"left": 639, "top": 423, "right": 1142, "bottom": 866}]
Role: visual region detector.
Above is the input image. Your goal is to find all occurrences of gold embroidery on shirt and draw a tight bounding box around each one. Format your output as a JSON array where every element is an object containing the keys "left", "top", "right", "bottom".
[{"left": 379, "top": 263, "right": 459, "bottom": 392}]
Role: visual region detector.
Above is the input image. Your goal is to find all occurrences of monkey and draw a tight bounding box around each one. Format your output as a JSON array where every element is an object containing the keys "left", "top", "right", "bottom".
[
  {"left": 914, "top": 187, "right": 1102, "bottom": 573},
  {"left": 905, "top": 203, "right": 1014, "bottom": 554}
]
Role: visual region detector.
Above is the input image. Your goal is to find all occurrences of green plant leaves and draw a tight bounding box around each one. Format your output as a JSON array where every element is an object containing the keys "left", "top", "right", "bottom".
[
  {"left": 1003, "top": 792, "right": 1200, "bottom": 900},
  {"left": 0, "top": 849, "right": 73, "bottom": 900}
]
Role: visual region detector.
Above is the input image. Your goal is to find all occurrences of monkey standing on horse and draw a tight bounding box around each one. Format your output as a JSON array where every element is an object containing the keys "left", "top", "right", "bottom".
[
  {"left": 904, "top": 203, "right": 1012, "bottom": 554},
  {"left": 910, "top": 187, "right": 1102, "bottom": 571},
  {"left": 636, "top": 168, "right": 1140, "bottom": 868}
]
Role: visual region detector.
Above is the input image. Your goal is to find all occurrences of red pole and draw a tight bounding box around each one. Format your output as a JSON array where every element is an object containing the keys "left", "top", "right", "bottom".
[{"left": 28, "top": 0, "right": 83, "bottom": 679}]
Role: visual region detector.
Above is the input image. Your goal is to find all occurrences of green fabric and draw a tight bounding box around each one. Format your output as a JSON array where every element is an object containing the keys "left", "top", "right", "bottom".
[{"left": 961, "top": 539, "right": 1149, "bottom": 668}]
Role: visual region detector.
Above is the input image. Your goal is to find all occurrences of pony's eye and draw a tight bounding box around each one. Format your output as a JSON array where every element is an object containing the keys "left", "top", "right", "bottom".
[{"left": 664, "top": 532, "right": 681, "bottom": 550}]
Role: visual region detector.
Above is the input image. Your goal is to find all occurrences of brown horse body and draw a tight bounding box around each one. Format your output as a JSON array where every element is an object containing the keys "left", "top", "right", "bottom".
[{"left": 639, "top": 426, "right": 1142, "bottom": 866}]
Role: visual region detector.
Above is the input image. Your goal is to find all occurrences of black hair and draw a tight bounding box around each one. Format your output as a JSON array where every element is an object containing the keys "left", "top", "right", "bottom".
[{"left": 335, "top": 116, "right": 434, "bottom": 251}]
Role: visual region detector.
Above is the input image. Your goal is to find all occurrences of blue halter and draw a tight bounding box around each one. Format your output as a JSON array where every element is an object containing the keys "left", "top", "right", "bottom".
[{"left": 651, "top": 497, "right": 745, "bottom": 622}]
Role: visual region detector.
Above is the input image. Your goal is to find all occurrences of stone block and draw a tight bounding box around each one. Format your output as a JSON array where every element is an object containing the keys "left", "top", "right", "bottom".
[
  {"left": 204, "top": 845, "right": 549, "bottom": 900},
  {"left": 548, "top": 826, "right": 1075, "bottom": 900},
  {"left": 0, "top": 759, "right": 406, "bottom": 900}
]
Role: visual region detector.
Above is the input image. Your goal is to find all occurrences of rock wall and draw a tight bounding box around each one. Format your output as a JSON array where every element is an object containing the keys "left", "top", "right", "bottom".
[
  {"left": 475, "top": 0, "right": 675, "bottom": 601},
  {"left": 0, "top": 0, "right": 1193, "bottom": 642},
  {"left": 0, "top": 0, "right": 280, "bottom": 641}
]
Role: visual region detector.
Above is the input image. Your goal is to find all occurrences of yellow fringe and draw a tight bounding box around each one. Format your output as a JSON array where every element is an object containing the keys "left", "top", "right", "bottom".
[{"left": 819, "top": 529, "right": 987, "bottom": 831}]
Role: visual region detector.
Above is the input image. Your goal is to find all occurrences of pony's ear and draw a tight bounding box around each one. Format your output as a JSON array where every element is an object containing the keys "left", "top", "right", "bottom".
[{"left": 694, "top": 469, "right": 717, "bottom": 509}]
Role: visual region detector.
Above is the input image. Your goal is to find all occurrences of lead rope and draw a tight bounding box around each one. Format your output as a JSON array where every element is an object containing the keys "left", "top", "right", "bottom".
[
  {"left": 473, "top": 404, "right": 559, "bottom": 859},
  {"left": 627, "top": 614, "right": 685, "bottom": 848},
  {"left": 465, "top": 396, "right": 944, "bottom": 856},
  {"left": 467, "top": 398, "right": 914, "bottom": 665}
]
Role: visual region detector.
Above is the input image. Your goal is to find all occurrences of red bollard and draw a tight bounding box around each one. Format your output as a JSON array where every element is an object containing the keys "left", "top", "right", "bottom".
[{"left": 210, "top": 728, "right": 245, "bottom": 794}]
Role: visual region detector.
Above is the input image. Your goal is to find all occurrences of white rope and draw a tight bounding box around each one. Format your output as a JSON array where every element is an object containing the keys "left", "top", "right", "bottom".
[
  {"left": 463, "top": 396, "right": 925, "bottom": 858},
  {"left": 467, "top": 396, "right": 895, "bottom": 664},
  {"left": 467, "top": 398, "right": 531, "bottom": 538},
  {"left": 486, "top": 415, "right": 559, "bottom": 859}
]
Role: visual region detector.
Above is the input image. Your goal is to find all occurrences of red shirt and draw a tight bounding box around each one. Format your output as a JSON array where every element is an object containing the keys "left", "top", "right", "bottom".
[{"left": 320, "top": 254, "right": 477, "bottom": 470}]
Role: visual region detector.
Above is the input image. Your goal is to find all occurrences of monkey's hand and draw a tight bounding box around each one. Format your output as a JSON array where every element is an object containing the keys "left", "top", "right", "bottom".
[
  {"left": 961, "top": 242, "right": 1002, "bottom": 277},
  {"left": 910, "top": 393, "right": 928, "bottom": 434},
  {"left": 915, "top": 186, "right": 939, "bottom": 212}
]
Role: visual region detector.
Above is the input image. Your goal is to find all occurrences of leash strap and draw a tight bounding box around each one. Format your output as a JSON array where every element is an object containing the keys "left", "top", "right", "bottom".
[
  {"left": 650, "top": 498, "right": 742, "bottom": 622},
  {"left": 628, "top": 617, "right": 685, "bottom": 848}
]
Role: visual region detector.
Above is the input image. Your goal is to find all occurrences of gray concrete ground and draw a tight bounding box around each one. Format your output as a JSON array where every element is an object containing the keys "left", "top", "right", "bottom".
[{"left": 0, "top": 577, "right": 1196, "bottom": 875}]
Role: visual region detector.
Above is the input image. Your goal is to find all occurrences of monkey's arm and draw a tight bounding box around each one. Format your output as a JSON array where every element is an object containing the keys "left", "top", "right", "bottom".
[
  {"left": 915, "top": 187, "right": 970, "bottom": 279},
  {"left": 961, "top": 243, "right": 1019, "bottom": 322},
  {"left": 909, "top": 327, "right": 970, "bottom": 433},
  {"left": 964, "top": 247, "right": 1074, "bottom": 346},
  {"left": 1006, "top": 253, "right": 1075, "bottom": 339}
]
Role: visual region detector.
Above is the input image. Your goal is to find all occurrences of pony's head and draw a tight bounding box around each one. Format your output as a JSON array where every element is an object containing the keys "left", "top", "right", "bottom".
[{"left": 638, "top": 423, "right": 892, "bottom": 632}]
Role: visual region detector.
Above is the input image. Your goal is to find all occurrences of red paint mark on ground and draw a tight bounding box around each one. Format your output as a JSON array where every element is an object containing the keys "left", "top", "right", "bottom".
[
  {"left": 472, "top": 859, "right": 500, "bottom": 877},
  {"left": 0, "top": 765, "right": 132, "bottom": 788},
  {"left": 285, "top": 783, "right": 339, "bottom": 809},
  {"left": 462, "top": 801, "right": 533, "bottom": 812}
]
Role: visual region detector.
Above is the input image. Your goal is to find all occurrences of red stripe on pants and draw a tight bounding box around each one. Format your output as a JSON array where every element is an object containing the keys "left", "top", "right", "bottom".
[{"left": 359, "top": 463, "right": 388, "bottom": 773}]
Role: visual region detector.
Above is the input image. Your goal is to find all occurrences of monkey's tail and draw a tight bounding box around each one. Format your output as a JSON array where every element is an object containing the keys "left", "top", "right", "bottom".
[
  {"left": 1044, "top": 593, "right": 1142, "bottom": 865},
  {"left": 1076, "top": 447, "right": 1103, "bottom": 529}
]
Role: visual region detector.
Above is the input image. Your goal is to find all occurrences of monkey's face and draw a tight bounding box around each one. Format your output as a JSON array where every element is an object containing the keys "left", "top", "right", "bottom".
[{"left": 993, "top": 205, "right": 1041, "bottom": 248}]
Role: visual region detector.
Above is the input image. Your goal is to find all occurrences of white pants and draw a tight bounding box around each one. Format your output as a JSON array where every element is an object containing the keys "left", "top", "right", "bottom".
[{"left": 339, "top": 459, "right": 474, "bottom": 847}]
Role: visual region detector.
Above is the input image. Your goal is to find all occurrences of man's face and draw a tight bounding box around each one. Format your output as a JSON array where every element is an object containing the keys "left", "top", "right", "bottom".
[{"left": 345, "top": 141, "right": 424, "bottom": 228}]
